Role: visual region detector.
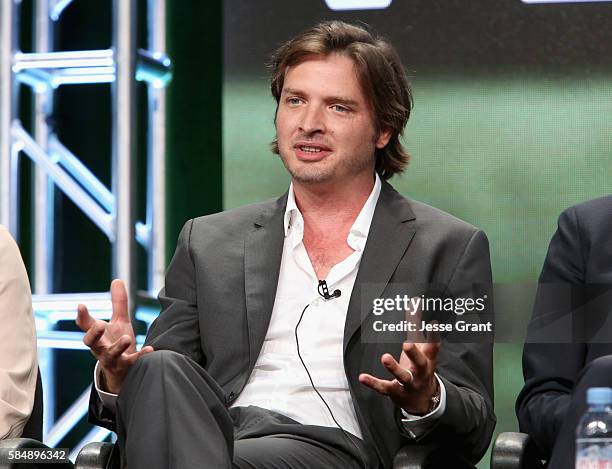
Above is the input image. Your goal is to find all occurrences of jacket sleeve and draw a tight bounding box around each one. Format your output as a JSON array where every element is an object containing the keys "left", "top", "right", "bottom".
[
  {"left": 403, "top": 229, "right": 496, "bottom": 463},
  {"left": 144, "top": 219, "right": 204, "bottom": 362},
  {"left": 0, "top": 226, "right": 38, "bottom": 440},
  {"left": 516, "top": 207, "right": 586, "bottom": 457},
  {"left": 89, "top": 220, "right": 205, "bottom": 430}
]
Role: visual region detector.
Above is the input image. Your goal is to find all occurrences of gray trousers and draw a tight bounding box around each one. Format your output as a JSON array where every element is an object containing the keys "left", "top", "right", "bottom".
[{"left": 115, "top": 350, "right": 378, "bottom": 469}]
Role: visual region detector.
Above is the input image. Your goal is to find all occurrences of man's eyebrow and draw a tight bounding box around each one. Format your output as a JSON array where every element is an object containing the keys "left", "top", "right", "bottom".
[
  {"left": 325, "top": 96, "right": 360, "bottom": 107},
  {"left": 282, "top": 88, "right": 304, "bottom": 96},
  {"left": 282, "top": 88, "right": 360, "bottom": 107}
]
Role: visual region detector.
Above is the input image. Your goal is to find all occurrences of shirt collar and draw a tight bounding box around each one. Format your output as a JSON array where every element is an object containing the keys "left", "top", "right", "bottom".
[
  {"left": 283, "top": 173, "right": 382, "bottom": 251},
  {"left": 284, "top": 182, "right": 300, "bottom": 237}
]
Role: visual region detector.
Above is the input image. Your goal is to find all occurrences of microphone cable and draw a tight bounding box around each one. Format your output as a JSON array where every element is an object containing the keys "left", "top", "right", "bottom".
[{"left": 294, "top": 297, "right": 368, "bottom": 469}]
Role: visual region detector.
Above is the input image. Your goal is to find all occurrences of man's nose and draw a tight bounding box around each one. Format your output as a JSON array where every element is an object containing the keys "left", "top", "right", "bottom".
[{"left": 299, "top": 105, "right": 326, "bottom": 134}]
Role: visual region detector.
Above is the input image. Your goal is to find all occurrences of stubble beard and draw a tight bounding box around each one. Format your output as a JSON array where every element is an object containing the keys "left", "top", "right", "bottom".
[{"left": 278, "top": 146, "right": 374, "bottom": 185}]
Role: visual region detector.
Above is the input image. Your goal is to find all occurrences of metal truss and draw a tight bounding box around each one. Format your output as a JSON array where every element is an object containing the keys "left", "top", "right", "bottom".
[{"left": 0, "top": 0, "right": 170, "bottom": 459}]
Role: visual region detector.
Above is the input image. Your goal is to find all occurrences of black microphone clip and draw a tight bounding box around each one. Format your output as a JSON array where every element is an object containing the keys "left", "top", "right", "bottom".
[{"left": 318, "top": 280, "right": 341, "bottom": 300}]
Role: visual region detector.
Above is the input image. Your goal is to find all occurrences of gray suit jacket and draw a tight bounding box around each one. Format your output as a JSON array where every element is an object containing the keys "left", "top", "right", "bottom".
[{"left": 89, "top": 180, "right": 495, "bottom": 467}]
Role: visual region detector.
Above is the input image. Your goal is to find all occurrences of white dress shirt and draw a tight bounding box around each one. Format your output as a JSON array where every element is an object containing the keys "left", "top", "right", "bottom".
[{"left": 96, "top": 173, "right": 446, "bottom": 438}]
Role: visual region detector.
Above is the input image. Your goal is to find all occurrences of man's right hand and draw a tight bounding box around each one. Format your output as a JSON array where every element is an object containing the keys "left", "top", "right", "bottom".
[{"left": 76, "top": 279, "right": 154, "bottom": 394}]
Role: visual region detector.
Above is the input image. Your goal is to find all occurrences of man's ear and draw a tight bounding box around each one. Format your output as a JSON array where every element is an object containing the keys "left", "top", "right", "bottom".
[{"left": 375, "top": 128, "right": 392, "bottom": 149}]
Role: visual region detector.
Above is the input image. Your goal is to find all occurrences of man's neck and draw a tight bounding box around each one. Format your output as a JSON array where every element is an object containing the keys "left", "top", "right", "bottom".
[{"left": 292, "top": 171, "right": 376, "bottom": 231}]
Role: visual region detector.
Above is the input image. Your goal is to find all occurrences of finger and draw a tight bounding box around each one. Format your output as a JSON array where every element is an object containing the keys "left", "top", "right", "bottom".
[
  {"left": 381, "top": 353, "right": 414, "bottom": 385},
  {"left": 405, "top": 300, "right": 424, "bottom": 343},
  {"left": 106, "top": 335, "right": 133, "bottom": 360},
  {"left": 82, "top": 320, "right": 107, "bottom": 350},
  {"left": 358, "top": 373, "right": 395, "bottom": 396},
  {"left": 402, "top": 342, "right": 429, "bottom": 376},
  {"left": 76, "top": 304, "right": 95, "bottom": 332},
  {"left": 424, "top": 320, "right": 442, "bottom": 345},
  {"left": 416, "top": 319, "right": 441, "bottom": 362},
  {"left": 110, "top": 279, "right": 130, "bottom": 323},
  {"left": 124, "top": 346, "right": 154, "bottom": 366},
  {"left": 420, "top": 340, "right": 441, "bottom": 362}
]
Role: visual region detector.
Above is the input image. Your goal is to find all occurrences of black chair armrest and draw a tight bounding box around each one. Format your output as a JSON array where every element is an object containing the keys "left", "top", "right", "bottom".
[
  {"left": 20, "top": 369, "right": 43, "bottom": 441},
  {"left": 0, "top": 438, "right": 74, "bottom": 468},
  {"left": 491, "top": 432, "right": 546, "bottom": 469},
  {"left": 393, "top": 444, "right": 475, "bottom": 469},
  {"left": 74, "top": 442, "right": 117, "bottom": 469},
  {"left": 0, "top": 438, "right": 45, "bottom": 451}
]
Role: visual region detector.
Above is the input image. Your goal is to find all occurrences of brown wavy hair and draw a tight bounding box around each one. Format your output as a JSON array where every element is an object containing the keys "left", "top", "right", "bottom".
[{"left": 269, "top": 21, "right": 413, "bottom": 180}]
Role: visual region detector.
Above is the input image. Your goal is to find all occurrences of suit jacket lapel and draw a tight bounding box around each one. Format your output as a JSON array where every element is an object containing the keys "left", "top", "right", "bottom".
[
  {"left": 344, "top": 181, "right": 417, "bottom": 351},
  {"left": 244, "top": 193, "right": 287, "bottom": 371}
]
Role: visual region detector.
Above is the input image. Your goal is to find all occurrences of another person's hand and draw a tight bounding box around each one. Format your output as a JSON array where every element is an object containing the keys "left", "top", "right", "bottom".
[{"left": 76, "top": 279, "right": 153, "bottom": 394}]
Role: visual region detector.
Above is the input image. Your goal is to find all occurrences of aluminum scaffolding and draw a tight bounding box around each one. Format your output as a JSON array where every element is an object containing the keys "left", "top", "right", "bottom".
[{"left": 0, "top": 0, "right": 171, "bottom": 458}]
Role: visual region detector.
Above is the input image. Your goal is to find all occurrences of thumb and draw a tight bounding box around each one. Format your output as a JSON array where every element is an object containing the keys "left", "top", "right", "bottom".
[
  {"left": 76, "top": 304, "right": 95, "bottom": 332},
  {"left": 110, "top": 279, "right": 129, "bottom": 322},
  {"left": 126, "top": 346, "right": 155, "bottom": 366},
  {"left": 139, "top": 345, "right": 154, "bottom": 355}
]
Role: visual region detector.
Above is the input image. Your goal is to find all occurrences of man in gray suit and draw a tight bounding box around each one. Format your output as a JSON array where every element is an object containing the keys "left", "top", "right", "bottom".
[{"left": 77, "top": 21, "right": 495, "bottom": 469}]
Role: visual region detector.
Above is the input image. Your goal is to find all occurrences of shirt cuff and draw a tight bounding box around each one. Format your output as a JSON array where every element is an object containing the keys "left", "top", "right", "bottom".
[
  {"left": 94, "top": 361, "right": 118, "bottom": 412},
  {"left": 399, "top": 374, "right": 446, "bottom": 439}
]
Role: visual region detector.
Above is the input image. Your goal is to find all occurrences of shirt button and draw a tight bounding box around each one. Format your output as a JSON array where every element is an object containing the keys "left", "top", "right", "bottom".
[{"left": 227, "top": 392, "right": 236, "bottom": 404}]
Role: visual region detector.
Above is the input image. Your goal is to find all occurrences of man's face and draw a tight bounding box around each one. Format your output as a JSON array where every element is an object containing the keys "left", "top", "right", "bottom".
[{"left": 275, "top": 53, "right": 390, "bottom": 185}]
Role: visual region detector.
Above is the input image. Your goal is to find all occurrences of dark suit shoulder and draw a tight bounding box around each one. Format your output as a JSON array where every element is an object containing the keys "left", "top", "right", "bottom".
[
  {"left": 389, "top": 194, "right": 489, "bottom": 277},
  {"left": 566, "top": 195, "right": 612, "bottom": 237},
  {"left": 407, "top": 198, "right": 481, "bottom": 235},
  {"left": 557, "top": 195, "right": 612, "bottom": 247},
  {"left": 189, "top": 195, "right": 285, "bottom": 235},
  {"left": 379, "top": 182, "right": 488, "bottom": 264},
  {"left": 571, "top": 194, "right": 612, "bottom": 216},
  {"left": 562, "top": 196, "right": 612, "bottom": 282},
  {"left": 382, "top": 182, "right": 481, "bottom": 237},
  {"left": 539, "top": 195, "right": 612, "bottom": 284}
]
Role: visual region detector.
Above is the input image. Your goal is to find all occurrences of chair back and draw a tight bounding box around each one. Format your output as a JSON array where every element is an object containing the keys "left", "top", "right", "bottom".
[{"left": 20, "top": 368, "right": 43, "bottom": 440}]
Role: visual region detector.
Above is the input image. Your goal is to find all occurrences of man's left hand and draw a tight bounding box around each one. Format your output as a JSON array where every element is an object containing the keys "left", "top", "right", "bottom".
[{"left": 358, "top": 340, "right": 440, "bottom": 415}]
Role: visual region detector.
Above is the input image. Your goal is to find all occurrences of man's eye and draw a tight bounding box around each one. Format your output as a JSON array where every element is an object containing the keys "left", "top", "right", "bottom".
[
  {"left": 287, "top": 98, "right": 302, "bottom": 105},
  {"left": 332, "top": 105, "right": 348, "bottom": 113}
]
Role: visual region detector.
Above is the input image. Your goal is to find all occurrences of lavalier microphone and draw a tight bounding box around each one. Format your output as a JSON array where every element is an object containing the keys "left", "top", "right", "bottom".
[{"left": 317, "top": 280, "right": 341, "bottom": 300}]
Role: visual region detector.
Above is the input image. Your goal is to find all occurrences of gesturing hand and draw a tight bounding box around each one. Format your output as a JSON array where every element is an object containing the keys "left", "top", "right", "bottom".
[
  {"left": 76, "top": 279, "right": 153, "bottom": 394},
  {"left": 359, "top": 340, "right": 440, "bottom": 415},
  {"left": 359, "top": 302, "right": 441, "bottom": 415}
]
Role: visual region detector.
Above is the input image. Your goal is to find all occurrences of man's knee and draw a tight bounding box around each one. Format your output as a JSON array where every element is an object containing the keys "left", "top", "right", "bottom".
[
  {"left": 580, "top": 355, "right": 612, "bottom": 387},
  {"left": 123, "top": 349, "right": 193, "bottom": 389},
  {"left": 118, "top": 350, "right": 199, "bottom": 412},
  {"left": 234, "top": 437, "right": 313, "bottom": 469},
  {"left": 133, "top": 349, "right": 186, "bottom": 370}
]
